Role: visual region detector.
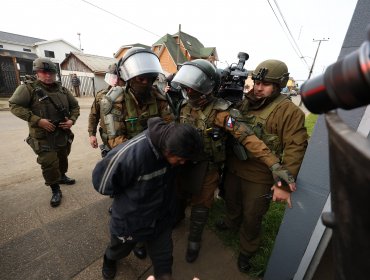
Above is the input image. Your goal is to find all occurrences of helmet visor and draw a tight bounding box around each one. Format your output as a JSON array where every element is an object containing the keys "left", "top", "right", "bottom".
[
  {"left": 119, "top": 52, "right": 163, "bottom": 81},
  {"left": 104, "top": 73, "right": 118, "bottom": 86},
  {"left": 171, "top": 64, "right": 214, "bottom": 95}
]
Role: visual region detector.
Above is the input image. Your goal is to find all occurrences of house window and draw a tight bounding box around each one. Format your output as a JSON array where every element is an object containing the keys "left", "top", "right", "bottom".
[
  {"left": 0, "top": 45, "right": 3, "bottom": 48},
  {"left": 44, "top": 50, "right": 55, "bottom": 58},
  {"left": 23, "top": 48, "right": 31, "bottom": 52}
]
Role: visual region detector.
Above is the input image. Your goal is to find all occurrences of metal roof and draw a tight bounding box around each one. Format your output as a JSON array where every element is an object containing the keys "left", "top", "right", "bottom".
[
  {"left": 0, "top": 31, "right": 45, "bottom": 45},
  {"left": 65, "top": 52, "right": 117, "bottom": 74}
]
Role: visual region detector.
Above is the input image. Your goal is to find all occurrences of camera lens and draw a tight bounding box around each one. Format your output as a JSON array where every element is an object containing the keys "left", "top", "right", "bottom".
[{"left": 301, "top": 36, "right": 370, "bottom": 114}]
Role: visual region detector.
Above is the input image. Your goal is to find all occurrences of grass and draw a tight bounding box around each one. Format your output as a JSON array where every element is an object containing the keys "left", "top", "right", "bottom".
[{"left": 207, "top": 113, "right": 318, "bottom": 278}]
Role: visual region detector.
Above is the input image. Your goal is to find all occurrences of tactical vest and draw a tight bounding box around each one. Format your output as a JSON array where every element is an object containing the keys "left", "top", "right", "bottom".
[
  {"left": 26, "top": 81, "right": 70, "bottom": 122},
  {"left": 26, "top": 81, "right": 71, "bottom": 148},
  {"left": 240, "top": 94, "right": 288, "bottom": 159},
  {"left": 180, "top": 99, "right": 229, "bottom": 168},
  {"left": 100, "top": 86, "right": 125, "bottom": 140},
  {"left": 123, "top": 88, "right": 161, "bottom": 139}
]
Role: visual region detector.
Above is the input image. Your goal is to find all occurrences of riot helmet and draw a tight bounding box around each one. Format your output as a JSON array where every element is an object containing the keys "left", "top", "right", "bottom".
[
  {"left": 118, "top": 47, "right": 163, "bottom": 82},
  {"left": 171, "top": 59, "right": 220, "bottom": 109},
  {"left": 252, "top": 59, "right": 289, "bottom": 88},
  {"left": 104, "top": 63, "right": 121, "bottom": 86},
  {"left": 171, "top": 59, "right": 220, "bottom": 95},
  {"left": 33, "top": 58, "right": 57, "bottom": 73}
]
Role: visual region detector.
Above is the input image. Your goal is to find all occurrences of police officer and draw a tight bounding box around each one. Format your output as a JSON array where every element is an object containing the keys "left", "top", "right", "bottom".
[
  {"left": 9, "top": 57, "right": 80, "bottom": 207},
  {"left": 88, "top": 63, "right": 126, "bottom": 156},
  {"left": 171, "top": 59, "right": 295, "bottom": 263},
  {"left": 218, "top": 59, "right": 308, "bottom": 272},
  {"left": 100, "top": 47, "right": 172, "bottom": 261}
]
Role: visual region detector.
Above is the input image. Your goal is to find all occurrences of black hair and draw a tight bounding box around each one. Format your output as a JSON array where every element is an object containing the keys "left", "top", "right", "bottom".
[{"left": 164, "top": 123, "right": 203, "bottom": 160}]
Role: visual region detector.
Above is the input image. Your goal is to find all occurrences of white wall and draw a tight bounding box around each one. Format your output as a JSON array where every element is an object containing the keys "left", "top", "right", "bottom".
[
  {"left": 0, "top": 42, "right": 37, "bottom": 54},
  {"left": 35, "top": 41, "right": 80, "bottom": 65}
]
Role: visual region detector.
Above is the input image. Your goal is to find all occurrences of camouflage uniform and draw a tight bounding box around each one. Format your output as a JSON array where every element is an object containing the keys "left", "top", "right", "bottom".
[{"left": 9, "top": 79, "right": 79, "bottom": 193}]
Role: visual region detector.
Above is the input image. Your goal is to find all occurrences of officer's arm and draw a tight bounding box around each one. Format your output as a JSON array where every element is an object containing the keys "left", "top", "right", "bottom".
[
  {"left": 214, "top": 111, "right": 296, "bottom": 192},
  {"left": 214, "top": 111, "right": 279, "bottom": 167},
  {"left": 9, "top": 85, "right": 41, "bottom": 126},
  {"left": 88, "top": 96, "right": 101, "bottom": 136}
]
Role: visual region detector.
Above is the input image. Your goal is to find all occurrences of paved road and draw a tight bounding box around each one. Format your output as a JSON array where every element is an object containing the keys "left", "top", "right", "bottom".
[{"left": 0, "top": 97, "right": 252, "bottom": 280}]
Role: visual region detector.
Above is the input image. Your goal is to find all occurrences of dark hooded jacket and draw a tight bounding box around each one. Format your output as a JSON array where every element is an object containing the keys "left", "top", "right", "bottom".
[{"left": 92, "top": 117, "right": 177, "bottom": 240}]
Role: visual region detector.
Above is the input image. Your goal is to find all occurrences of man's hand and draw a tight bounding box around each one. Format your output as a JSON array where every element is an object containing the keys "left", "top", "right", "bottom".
[
  {"left": 270, "top": 163, "right": 296, "bottom": 192},
  {"left": 271, "top": 185, "right": 292, "bottom": 208},
  {"left": 38, "top": 118, "right": 56, "bottom": 132},
  {"left": 59, "top": 117, "right": 73, "bottom": 130},
  {"left": 90, "top": 135, "right": 98, "bottom": 148}
]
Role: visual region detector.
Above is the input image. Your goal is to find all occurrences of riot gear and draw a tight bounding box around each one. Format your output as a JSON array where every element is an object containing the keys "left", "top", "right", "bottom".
[
  {"left": 172, "top": 59, "right": 220, "bottom": 95},
  {"left": 104, "top": 63, "right": 120, "bottom": 86},
  {"left": 118, "top": 47, "right": 163, "bottom": 82},
  {"left": 32, "top": 58, "right": 57, "bottom": 73},
  {"left": 172, "top": 59, "right": 220, "bottom": 109},
  {"left": 252, "top": 59, "right": 289, "bottom": 88}
]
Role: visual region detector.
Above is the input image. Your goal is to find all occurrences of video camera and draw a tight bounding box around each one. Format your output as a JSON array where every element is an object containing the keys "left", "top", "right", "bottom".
[
  {"left": 300, "top": 27, "right": 370, "bottom": 114},
  {"left": 217, "top": 52, "right": 249, "bottom": 104}
]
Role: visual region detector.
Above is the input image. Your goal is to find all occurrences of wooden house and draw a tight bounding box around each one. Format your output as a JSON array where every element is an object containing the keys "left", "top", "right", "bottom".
[{"left": 60, "top": 52, "right": 117, "bottom": 96}]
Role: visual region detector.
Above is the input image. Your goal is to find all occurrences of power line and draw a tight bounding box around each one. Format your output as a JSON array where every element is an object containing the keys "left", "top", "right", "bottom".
[
  {"left": 267, "top": 0, "right": 310, "bottom": 70},
  {"left": 80, "top": 0, "right": 161, "bottom": 38}
]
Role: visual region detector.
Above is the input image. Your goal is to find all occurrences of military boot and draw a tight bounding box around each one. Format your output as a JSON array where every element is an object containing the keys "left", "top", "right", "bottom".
[
  {"left": 237, "top": 252, "right": 252, "bottom": 273},
  {"left": 50, "top": 184, "right": 62, "bottom": 207},
  {"left": 102, "top": 254, "right": 116, "bottom": 280},
  {"left": 185, "top": 206, "right": 209, "bottom": 263},
  {"left": 58, "top": 174, "right": 76, "bottom": 185}
]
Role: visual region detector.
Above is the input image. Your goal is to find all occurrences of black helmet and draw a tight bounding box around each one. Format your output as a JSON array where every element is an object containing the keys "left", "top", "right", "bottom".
[
  {"left": 118, "top": 47, "right": 163, "bottom": 81},
  {"left": 252, "top": 59, "right": 289, "bottom": 88},
  {"left": 171, "top": 59, "right": 220, "bottom": 95},
  {"left": 33, "top": 58, "right": 57, "bottom": 73}
]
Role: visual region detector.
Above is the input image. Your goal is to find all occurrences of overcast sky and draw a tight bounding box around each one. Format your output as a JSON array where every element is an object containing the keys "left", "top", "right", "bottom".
[{"left": 2, "top": 0, "right": 358, "bottom": 82}]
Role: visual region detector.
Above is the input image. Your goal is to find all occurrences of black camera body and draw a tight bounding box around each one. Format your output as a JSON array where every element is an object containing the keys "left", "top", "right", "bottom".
[{"left": 217, "top": 52, "right": 249, "bottom": 104}]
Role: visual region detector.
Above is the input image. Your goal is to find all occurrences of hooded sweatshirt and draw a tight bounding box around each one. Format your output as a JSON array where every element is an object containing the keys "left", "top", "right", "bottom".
[{"left": 92, "top": 117, "right": 177, "bottom": 240}]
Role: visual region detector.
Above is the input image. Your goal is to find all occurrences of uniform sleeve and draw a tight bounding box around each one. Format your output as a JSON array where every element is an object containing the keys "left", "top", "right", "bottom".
[
  {"left": 272, "top": 103, "right": 308, "bottom": 178},
  {"left": 214, "top": 111, "right": 280, "bottom": 167},
  {"left": 88, "top": 94, "right": 102, "bottom": 136},
  {"left": 65, "top": 88, "right": 80, "bottom": 124},
  {"left": 9, "top": 85, "right": 41, "bottom": 126}
]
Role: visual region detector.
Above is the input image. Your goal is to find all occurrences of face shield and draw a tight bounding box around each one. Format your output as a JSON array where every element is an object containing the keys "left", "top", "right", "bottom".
[
  {"left": 171, "top": 64, "right": 215, "bottom": 95},
  {"left": 104, "top": 73, "right": 118, "bottom": 86},
  {"left": 119, "top": 52, "right": 163, "bottom": 81}
]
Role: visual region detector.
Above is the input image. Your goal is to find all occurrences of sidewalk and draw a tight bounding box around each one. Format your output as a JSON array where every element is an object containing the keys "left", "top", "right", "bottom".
[{"left": 0, "top": 100, "right": 252, "bottom": 280}]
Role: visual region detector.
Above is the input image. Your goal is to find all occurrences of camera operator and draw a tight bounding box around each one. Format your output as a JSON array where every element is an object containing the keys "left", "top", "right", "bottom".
[{"left": 217, "top": 59, "right": 308, "bottom": 273}]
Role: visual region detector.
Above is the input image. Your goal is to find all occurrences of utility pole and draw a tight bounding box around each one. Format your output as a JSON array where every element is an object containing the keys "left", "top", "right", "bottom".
[
  {"left": 77, "top": 32, "right": 82, "bottom": 52},
  {"left": 177, "top": 24, "right": 181, "bottom": 70},
  {"left": 299, "top": 38, "right": 329, "bottom": 106}
]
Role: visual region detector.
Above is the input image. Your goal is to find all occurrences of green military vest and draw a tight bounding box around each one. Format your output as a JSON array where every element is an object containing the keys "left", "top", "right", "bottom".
[
  {"left": 123, "top": 88, "right": 160, "bottom": 139},
  {"left": 239, "top": 94, "right": 288, "bottom": 159},
  {"left": 180, "top": 99, "right": 228, "bottom": 168}
]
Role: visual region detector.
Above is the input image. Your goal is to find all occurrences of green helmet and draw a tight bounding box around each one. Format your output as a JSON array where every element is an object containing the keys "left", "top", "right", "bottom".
[
  {"left": 252, "top": 59, "right": 289, "bottom": 88},
  {"left": 172, "top": 59, "right": 220, "bottom": 95},
  {"left": 32, "top": 58, "right": 57, "bottom": 73}
]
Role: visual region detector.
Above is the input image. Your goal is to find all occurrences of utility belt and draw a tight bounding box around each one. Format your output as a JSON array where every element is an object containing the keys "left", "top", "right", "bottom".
[{"left": 26, "top": 130, "right": 74, "bottom": 153}]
